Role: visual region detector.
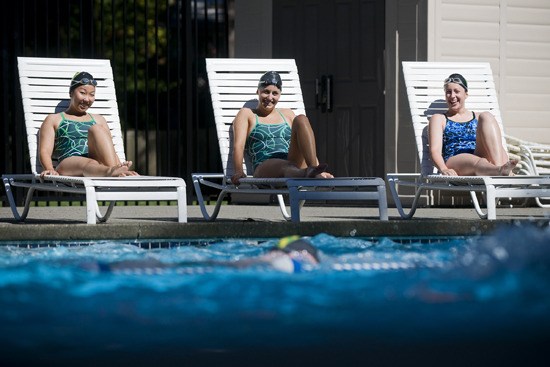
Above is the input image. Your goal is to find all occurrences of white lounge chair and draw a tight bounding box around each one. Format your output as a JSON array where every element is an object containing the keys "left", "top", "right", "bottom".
[
  {"left": 192, "top": 58, "right": 388, "bottom": 222},
  {"left": 387, "top": 61, "right": 550, "bottom": 219},
  {"left": 2, "top": 57, "right": 187, "bottom": 224},
  {"left": 507, "top": 135, "right": 550, "bottom": 208}
]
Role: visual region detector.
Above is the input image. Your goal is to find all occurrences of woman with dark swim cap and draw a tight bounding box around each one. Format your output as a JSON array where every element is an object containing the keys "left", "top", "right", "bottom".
[
  {"left": 39, "top": 71, "right": 138, "bottom": 177},
  {"left": 89, "top": 235, "right": 320, "bottom": 274},
  {"left": 231, "top": 71, "right": 333, "bottom": 184},
  {"left": 428, "top": 73, "right": 517, "bottom": 176},
  {"left": 263, "top": 235, "right": 320, "bottom": 273}
]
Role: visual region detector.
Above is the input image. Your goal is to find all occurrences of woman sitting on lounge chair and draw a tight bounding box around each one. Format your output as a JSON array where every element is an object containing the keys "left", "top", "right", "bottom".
[
  {"left": 230, "top": 71, "right": 333, "bottom": 184},
  {"left": 39, "top": 71, "right": 138, "bottom": 177},
  {"left": 428, "top": 73, "right": 518, "bottom": 176}
]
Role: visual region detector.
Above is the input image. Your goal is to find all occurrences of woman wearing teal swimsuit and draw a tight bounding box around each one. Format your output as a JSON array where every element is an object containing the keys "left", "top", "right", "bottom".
[
  {"left": 39, "top": 72, "right": 138, "bottom": 177},
  {"left": 231, "top": 71, "right": 333, "bottom": 184},
  {"left": 429, "top": 73, "right": 517, "bottom": 176}
]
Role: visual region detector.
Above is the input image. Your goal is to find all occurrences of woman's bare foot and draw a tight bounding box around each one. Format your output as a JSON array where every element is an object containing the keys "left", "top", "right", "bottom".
[
  {"left": 118, "top": 161, "right": 133, "bottom": 168},
  {"left": 317, "top": 171, "right": 334, "bottom": 178},
  {"left": 499, "top": 159, "right": 519, "bottom": 176},
  {"left": 118, "top": 161, "right": 139, "bottom": 176},
  {"left": 305, "top": 163, "right": 333, "bottom": 178},
  {"left": 108, "top": 165, "right": 139, "bottom": 177}
]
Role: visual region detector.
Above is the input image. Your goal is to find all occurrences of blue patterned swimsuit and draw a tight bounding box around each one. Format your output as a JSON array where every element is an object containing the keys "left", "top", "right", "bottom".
[
  {"left": 246, "top": 110, "right": 292, "bottom": 170},
  {"left": 54, "top": 113, "right": 97, "bottom": 161},
  {"left": 442, "top": 112, "right": 478, "bottom": 162}
]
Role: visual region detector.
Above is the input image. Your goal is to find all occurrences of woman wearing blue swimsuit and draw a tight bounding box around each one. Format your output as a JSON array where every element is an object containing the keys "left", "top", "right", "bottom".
[
  {"left": 39, "top": 72, "right": 138, "bottom": 177},
  {"left": 429, "top": 73, "right": 518, "bottom": 176},
  {"left": 231, "top": 71, "right": 333, "bottom": 184}
]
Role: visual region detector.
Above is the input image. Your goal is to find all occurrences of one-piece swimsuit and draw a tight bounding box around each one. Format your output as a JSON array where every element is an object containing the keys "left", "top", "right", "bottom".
[
  {"left": 54, "top": 112, "right": 97, "bottom": 161},
  {"left": 442, "top": 112, "right": 477, "bottom": 162},
  {"left": 246, "top": 110, "right": 292, "bottom": 170}
]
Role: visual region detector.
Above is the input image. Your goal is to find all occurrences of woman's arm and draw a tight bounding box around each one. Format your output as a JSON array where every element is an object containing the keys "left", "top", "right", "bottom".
[
  {"left": 428, "top": 114, "right": 455, "bottom": 175},
  {"left": 38, "top": 114, "right": 59, "bottom": 176},
  {"left": 231, "top": 108, "right": 251, "bottom": 184}
]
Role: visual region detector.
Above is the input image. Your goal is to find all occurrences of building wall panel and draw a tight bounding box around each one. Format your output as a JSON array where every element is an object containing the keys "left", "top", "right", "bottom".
[{"left": 430, "top": 0, "right": 550, "bottom": 144}]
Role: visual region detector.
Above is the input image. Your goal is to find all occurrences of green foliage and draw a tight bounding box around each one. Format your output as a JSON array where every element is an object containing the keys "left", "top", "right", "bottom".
[{"left": 95, "top": 0, "right": 173, "bottom": 94}]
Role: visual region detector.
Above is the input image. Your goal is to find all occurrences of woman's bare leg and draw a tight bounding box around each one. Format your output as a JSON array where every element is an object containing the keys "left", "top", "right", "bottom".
[
  {"left": 253, "top": 158, "right": 303, "bottom": 178},
  {"left": 87, "top": 124, "right": 123, "bottom": 166},
  {"left": 86, "top": 124, "right": 137, "bottom": 176},
  {"left": 56, "top": 124, "right": 137, "bottom": 177},
  {"left": 287, "top": 114, "right": 320, "bottom": 169},
  {"left": 253, "top": 159, "right": 329, "bottom": 178},
  {"left": 447, "top": 154, "right": 517, "bottom": 176},
  {"left": 474, "top": 112, "right": 509, "bottom": 165},
  {"left": 57, "top": 156, "right": 132, "bottom": 177},
  {"left": 253, "top": 115, "right": 333, "bottom": 178}
]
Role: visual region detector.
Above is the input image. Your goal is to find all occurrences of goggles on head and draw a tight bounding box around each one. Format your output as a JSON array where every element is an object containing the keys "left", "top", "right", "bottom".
[
  {"left": 444, "top": 77, "right": 463, "bottom": 85},
  {"left": 71, "top": 78, "right": 97, "bottom": 88}
]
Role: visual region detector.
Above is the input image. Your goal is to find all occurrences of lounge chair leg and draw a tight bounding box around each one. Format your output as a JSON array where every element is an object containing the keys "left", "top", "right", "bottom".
[
  {"left": 96, "top": 202, "right": 116, "bottom": 223},
  {"left": 85, "top": 187, "right": 98, "bottom": 224},
  {"left": 535, "top": 197, "right": 550, "bottom": 208},
  {"left": 377, "top": 185, "right": 389, "bottom": 220},
  {"left": 486, "top": 185, "right": 497, "bottom": 220},
  {"left": 387, "top": 176, "right": 423, "bottom": 219},
  {"left": 276, "top": 194, "right": 292, "bottom": 221},
  {"left": 289, "top": 193, "right": 301, "bottom": 223},
  {"left": 192, "top": 174, "right": 230, "bottom": 221},
  {"left": 177, "top": 186, "right": 188, "bottom": 223},
  {"left": 469, "top": 191, "right": 488, "bottom": 219},
  {"left": 3, "top": 178, "right": 35, "bottom": 221}
]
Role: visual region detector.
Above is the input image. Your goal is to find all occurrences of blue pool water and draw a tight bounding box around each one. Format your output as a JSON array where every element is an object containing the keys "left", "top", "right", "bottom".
[{"left": 1, "top": 225, "right": 549, "bottom": 366}]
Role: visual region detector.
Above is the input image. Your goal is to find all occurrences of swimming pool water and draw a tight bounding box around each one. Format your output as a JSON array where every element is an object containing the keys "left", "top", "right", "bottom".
[{"left": 1, "top": 225, "right": 549, "bottom": 366}]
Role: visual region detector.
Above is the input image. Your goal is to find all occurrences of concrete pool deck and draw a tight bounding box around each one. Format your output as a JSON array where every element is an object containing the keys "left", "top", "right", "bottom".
[{"left": 1, "top": 203, "right": 549, "bottom": 241}]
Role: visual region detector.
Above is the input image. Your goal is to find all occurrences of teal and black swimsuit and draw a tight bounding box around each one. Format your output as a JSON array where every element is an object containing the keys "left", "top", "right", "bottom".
[
  {"left": 245, "top": 110, "right": 292, "bottom": 170},
  {"left": 54, "top": 112, "right": 97, "bottom": 161}
]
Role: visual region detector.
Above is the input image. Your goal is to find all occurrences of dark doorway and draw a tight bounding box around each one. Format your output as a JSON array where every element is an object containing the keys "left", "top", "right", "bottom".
[{"left": 273, "top": 0, "right": 385, "bottom": 177}]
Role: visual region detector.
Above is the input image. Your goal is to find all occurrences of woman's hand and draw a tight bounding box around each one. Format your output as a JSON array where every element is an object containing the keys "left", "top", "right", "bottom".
[
  {"left": 40, "top": 169, "right": 59, "bottom": 177},
  {"left": 440, "top": 168, "right": 457, "bottom": 176},
  {"left": 231, "top": 171, "right": 246, "bottom": 185}
]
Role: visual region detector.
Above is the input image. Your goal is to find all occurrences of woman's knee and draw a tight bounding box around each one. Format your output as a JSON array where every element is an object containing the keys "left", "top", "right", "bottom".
[
  {"left": 292, "top": 114, "right": 312, "bottom": 129},
  {"left": 477, "top": 112, "right": 499, "bottom": 129},
  {"left": 88, "top": 124, "right": 110, "bottom": 140}
]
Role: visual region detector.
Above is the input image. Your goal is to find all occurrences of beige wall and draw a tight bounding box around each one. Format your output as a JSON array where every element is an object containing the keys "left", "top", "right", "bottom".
[
  {"left": 387, "top": 0, "right": 550, "bottom": 181},
  {"left": 428, "top": 0, "right": 550, "bottom": 143}
]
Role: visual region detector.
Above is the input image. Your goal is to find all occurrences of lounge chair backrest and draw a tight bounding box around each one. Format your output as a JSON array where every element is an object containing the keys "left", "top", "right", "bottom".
[
  {"left": 402, "top": 61, "right": 507, "bottom": 176},
  {"left": 17, "top": 57, "right": 126, "bottom": 174},
  {"left": 205, "top": 58, "right": 306, "bottom": 177}
]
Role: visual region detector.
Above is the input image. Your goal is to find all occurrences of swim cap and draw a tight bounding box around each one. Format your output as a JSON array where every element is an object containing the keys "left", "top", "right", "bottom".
[
  {"left": 70, "top": 71, "right": 97, "bottom": 93},
  {"left": 444, "top": 73, "right": 468, "bottom": 92},
  {"left": 272, "top": 235, "right": 320, "bottom": 263},
  {"left": 258, "top": 71, "right": 282, "bottom": 90}
]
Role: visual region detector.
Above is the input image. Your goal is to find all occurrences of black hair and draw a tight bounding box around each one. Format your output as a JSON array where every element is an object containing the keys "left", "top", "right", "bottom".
[
  {"left": 258, "top": 71, "right": 282, "bottom": 91},
  {"left": 444, "top": 73, "right": 468, "bottom": 92},
  {"left": 69, "top": 71, "right": 97, "bottom": 93}
]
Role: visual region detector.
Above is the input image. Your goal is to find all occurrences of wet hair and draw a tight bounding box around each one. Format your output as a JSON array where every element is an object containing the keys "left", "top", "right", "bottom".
[
  {"left": 444, "top": 73, "right": 468, "bottom": 92},
  {"left": 258, "top": 71, "right": 282, "bottom": 91},
  {"left": 270, "top": 235, "right": 320, "bottom": 263},
  {"left": 69, "top": 71, "right": 97, "bottom": 93}
]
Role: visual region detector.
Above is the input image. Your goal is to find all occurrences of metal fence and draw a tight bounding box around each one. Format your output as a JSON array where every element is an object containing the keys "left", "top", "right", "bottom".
[{"left": 0, "top": 0, "right": 230, "bottom": 205}]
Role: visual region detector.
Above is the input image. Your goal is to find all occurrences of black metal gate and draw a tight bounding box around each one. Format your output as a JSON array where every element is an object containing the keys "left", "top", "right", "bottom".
[{"left": 0, "top": 0, "right": 230, "bottom": 205}]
